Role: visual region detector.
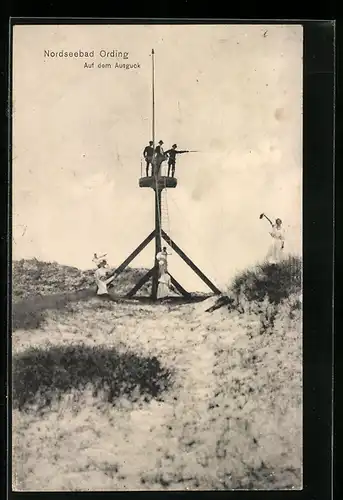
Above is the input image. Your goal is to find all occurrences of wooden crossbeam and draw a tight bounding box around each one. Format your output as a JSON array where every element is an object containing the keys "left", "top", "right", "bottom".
[
  {"left": 108, "top": 230, "right": 155, "bottom": 279},
  {"left": 161, "top": 229, "right": 221, "bottom": 295},
  {"left": 168, "top": 273, "right": 191, "bottom": 298},
  {"left": 126, "top": 267, "right": 155, "bottom": 298}
]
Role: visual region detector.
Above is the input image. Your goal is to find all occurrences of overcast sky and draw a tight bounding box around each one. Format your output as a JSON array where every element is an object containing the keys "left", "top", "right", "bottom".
[{"left": 12, "top": 24, "right": 303, "bottom": 291}]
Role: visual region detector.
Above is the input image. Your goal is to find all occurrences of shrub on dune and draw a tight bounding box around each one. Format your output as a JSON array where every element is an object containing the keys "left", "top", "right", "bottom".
[{"left": 230, "top": 256, "right": 302, "bottom": 308}]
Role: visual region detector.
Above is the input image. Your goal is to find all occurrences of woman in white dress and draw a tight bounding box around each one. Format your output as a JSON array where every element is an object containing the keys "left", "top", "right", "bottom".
[
  {"left": 260, "top": 213, "right": 285, "bottom": 264},
  {"left": 156, "top": 246, "right": 169, "bottom": 275},
  {"left": 266, "top": 217, "right": 285, "bottom": 264},
  {"left": 94, "top": 259, "right": 114, "bottom": 296},
  {"left": 157, "top": 272, "right": 171, "bottom": 299}
]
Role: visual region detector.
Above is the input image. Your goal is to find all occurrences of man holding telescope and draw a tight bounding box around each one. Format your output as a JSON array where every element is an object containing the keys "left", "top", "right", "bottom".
[{"left": 165, "top": 144, "right": 193, "bottom": 177}]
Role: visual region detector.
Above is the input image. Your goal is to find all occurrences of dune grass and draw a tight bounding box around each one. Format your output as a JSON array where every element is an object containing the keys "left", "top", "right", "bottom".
[
  {"left": 12, "top": 258, "right": 151, "bottom": 301},
  {"left": 230, "top": 256, "right": 301, "bottom": 306},
  {"left": 12, "top": 256, "right": 302, "bottom": 491},
  {"left": 12, "top": 259, "right": 152, "bottom": 331}
]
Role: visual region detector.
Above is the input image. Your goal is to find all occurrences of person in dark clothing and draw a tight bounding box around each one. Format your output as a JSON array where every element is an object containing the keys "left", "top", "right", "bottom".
[
  {"left": 165, "top": 144, "right": 189, "bottom": 177},
  {"left": 154, "top": 140, "right": 167, "bottom": 176},
  {"left": 143, "top": 141, "right": 154, "bottom": 176}
]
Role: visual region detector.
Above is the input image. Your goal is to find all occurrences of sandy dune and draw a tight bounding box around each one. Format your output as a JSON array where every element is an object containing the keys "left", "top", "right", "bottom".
[{"left": 12, "top": 284, "right": 302, "bottom": 490}]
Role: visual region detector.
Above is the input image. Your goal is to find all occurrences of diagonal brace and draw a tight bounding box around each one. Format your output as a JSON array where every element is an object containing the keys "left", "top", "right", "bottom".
[
  {"left": 108, "top": 230, "right": 155, "bottom": 279},
  {"left": 126, "top": 267, "right": 155, "bottom": 298},
  {"left": 168, "top": 273, "right": 191, "bottom": 298},
  {"left": 161, "top": 229, "right": 221, "bottom": 295}
]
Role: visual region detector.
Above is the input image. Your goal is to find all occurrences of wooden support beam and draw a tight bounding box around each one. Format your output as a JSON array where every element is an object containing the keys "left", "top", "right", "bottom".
[
  {"left": 126, "top": 267, "right": 155, "bottom": 298},
  {"left": 168, "top": 273, "right": 191, "bottom": 298},
  {"left": 161, "top": 229, "right": 221, "bottom": 295},
  {"left": 108, "top": 230, "right": 155, "bottom": 279},
  {"left": 151, "top": 188, "right": 162, "bottom": 300}
]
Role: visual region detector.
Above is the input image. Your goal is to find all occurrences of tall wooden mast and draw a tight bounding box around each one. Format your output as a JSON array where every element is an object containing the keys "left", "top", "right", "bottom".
[
  {"left": 107, "top": 49, "right": 221, "bottom": 301},
  {"left": 151, "top": 48, "right": 162, "bottom": 300},
  {"left": 152, "top": 48, "right": 155, "bottom": 153}
]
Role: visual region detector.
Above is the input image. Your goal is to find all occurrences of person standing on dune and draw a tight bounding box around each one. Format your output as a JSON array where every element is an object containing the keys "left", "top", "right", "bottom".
[
  {"left": 94, "top": 259, "right": 114, "bottom": 297},
  {"left": 259, "top": 214, "right": 285, "bottom": 264}
]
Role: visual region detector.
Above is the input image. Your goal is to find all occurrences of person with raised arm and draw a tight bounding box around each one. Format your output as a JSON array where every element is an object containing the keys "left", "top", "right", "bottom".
[{"left": 259, "top": 213, "right": 285, "bottom": 264}]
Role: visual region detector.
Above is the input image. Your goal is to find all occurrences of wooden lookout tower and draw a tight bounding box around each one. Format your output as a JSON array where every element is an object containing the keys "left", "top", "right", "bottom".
[{"left": 109, "top": 49, "right": 221, "bottom": 301}]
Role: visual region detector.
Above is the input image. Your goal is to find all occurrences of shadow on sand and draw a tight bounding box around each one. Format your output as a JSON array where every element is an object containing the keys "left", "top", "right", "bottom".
[
  {"left": 12, "top": 288, "right": 96, "bottom": 331},
  {"left": 13, "top": 343, "right": 174, "bottom": 411}
]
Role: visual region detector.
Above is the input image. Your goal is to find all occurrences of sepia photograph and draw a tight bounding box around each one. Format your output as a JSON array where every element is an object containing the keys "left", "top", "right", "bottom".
[{"left": 11, "top": 23, "right": 303, "bottom": 491}]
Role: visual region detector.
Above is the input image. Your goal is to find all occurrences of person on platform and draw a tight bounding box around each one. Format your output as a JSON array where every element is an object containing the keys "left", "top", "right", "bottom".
[
  {"left": 143, "top": 141, "right": 154, "bottom": 177},
  {"left": 153, "top": 140, "right": 167, "bottom": 176},
  {"left": 165, "top": 144, "right": 189, "bottom": 177}
]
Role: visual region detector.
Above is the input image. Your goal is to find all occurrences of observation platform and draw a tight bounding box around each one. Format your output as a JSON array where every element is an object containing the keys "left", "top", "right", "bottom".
[{"left": 139, "top": 176, "right": 177, "bottom": 189}]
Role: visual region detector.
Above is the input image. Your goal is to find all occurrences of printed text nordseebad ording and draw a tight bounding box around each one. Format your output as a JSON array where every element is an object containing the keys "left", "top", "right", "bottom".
[{"left": 44, "top": 50, "right": 130, "bottom": 59}]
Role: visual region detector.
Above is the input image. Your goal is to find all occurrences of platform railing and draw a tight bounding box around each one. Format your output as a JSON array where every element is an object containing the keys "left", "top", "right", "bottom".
[{"left": 140, "top": 157, "right": 172, "bottom": 179}]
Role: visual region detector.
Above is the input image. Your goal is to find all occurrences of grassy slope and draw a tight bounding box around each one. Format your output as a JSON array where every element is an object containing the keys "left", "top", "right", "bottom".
[
  {"left": 12, "top": 257, "right": 302, "bottom": 491},
  {"left": 12, "top": 258, "right": 152, "bottom": 302},
  {"left": 12, "top": 259, "right": 152, "bottom": 331}
]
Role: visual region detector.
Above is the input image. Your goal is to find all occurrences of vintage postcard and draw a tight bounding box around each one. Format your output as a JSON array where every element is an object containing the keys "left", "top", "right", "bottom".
[{"left": 11, "top": 23, "right": 303, "bottom": 491}]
